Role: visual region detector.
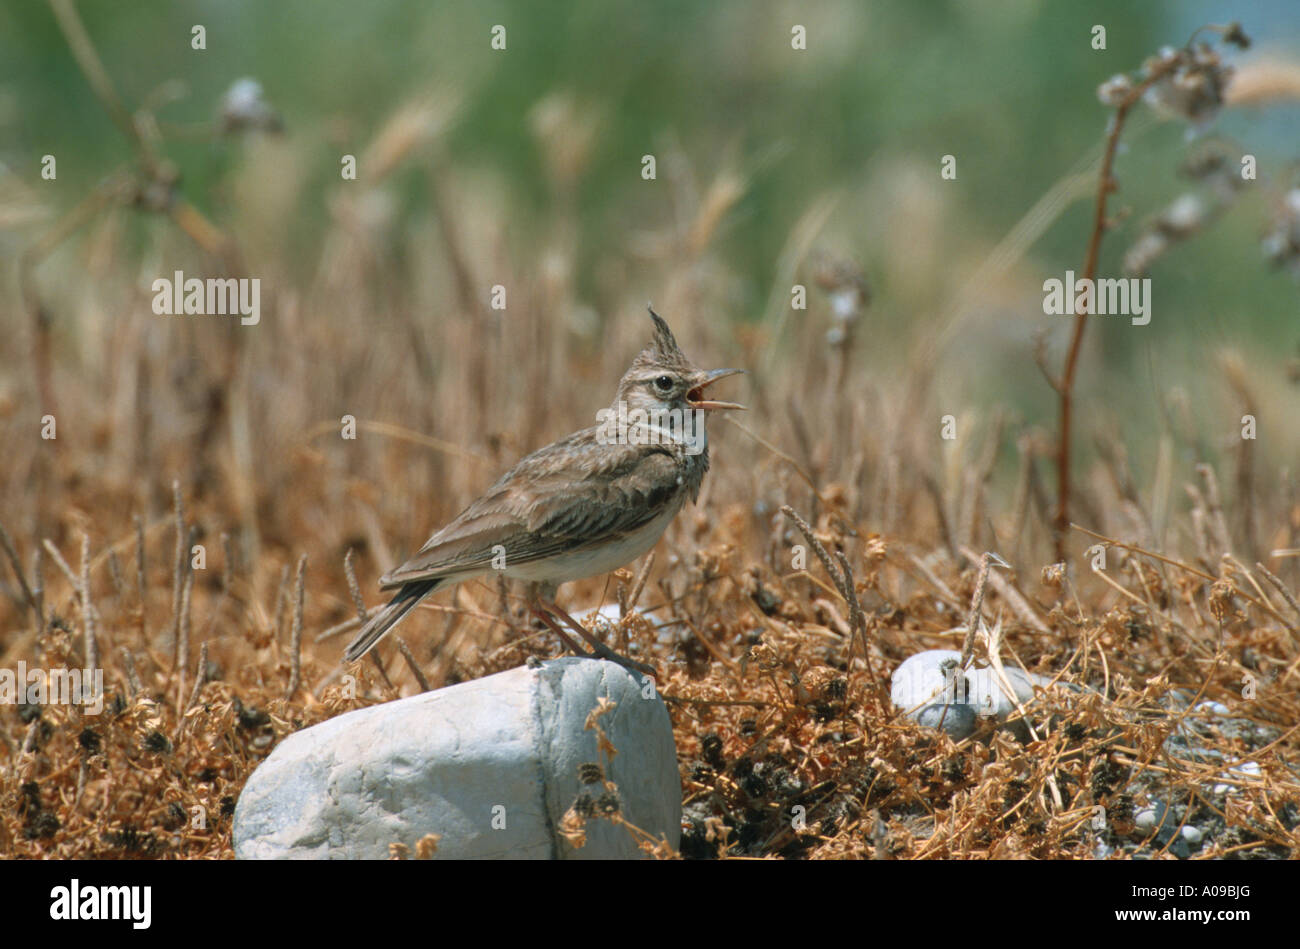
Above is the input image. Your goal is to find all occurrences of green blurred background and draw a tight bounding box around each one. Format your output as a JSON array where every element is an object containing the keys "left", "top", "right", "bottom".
[{"left": 2, "top": 0, "right": 1298, "bottom": 476}]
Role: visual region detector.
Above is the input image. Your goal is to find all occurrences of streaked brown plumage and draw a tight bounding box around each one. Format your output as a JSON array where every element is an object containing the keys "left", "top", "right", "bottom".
[{"left": 343, "top": 308, "right": 743, "bottom": 672}]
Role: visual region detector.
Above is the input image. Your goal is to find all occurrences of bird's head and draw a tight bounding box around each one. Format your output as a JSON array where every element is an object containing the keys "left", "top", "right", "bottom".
[{"left": 613, "top": 308, "right": 745, "bottom": 419}]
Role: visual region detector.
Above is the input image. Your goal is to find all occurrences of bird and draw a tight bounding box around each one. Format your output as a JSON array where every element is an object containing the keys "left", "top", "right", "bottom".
[{"left": 343, "top": 307, "right": 744, "bottom": 676}]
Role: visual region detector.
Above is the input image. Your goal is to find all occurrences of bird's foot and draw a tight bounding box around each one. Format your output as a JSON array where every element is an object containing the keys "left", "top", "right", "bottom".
[
  {"left": 579, "top": 639, "right": 657, "bottom": 678},
  {"left": 530, "top": 601, "right": 657, "bottom": 679}
]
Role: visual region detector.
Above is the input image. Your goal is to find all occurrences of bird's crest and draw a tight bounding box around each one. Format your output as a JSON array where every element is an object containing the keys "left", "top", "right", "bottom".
[{"left": 633, "top": 306, "right": 694, "bottom": 373}]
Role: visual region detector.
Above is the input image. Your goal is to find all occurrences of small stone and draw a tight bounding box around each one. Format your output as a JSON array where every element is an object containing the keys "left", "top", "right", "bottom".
[
  {"left": 916, "top": 702, "right": 977, "bottom": 739},
  {"left": 1214, "top": 760, "right": 1261, "bottom": 795},
  {"left": 891, "top": 649, "right": 1066, "bottom": 740},
  {"left": 1193, "top": 700, "right": 1232, "bottom": 717}
]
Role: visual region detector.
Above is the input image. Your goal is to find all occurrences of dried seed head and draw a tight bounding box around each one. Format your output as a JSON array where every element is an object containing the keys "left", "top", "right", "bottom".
[
  {"left": 219, "top": 78, "right": 283, "bottom": 134},
  {"left": 1222, "top": 22, "right": 1250, "bottom": 49},
  {"left": 597, "top": 791, "right": 622, "bottom": 816},
  {"left": 701, "top": 733, "right": 725, "bottom": 769},
  {"left": 749, "top": 640, "right": 780, "bottom": 671},
  {"left": 1123, "top": 230, "right": 1170, "bottom": 277},
  {"left": 812, "top": 253, "right": 871, "bottom": 312},
  {"left": 1097, "top": 73, "right": 1133, "bottom": 106},
  {"left": 1141, "top": 43, "right": 1235, "bottom": 127},
  {"left": 1208, "top": 579, "right": 1236, "bottom": 622},
  {"left": 573, "top": 792, "right": 597, "bottom": 818},
  {"left": 1158, "top": 193, "right": 1207, "bottom": 236},
  {"left": 1262, "top": 189, "right": 1300, "bottom": 277},
  {"left": 559, "top": 807, "right": 588, "bottom": 849},
  {"left": 415, "top": 833, "right": 441, "bottom": 859}
]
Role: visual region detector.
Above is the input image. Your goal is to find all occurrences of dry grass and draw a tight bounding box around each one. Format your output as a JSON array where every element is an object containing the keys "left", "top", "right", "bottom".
[{"left": 2, "top": 423, "right": 1297, "bottom": 858}]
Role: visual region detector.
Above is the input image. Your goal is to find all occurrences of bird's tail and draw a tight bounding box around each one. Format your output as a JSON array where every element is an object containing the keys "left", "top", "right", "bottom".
[{"left": 343, "top": 579, "right": 441, "bottom": 663}]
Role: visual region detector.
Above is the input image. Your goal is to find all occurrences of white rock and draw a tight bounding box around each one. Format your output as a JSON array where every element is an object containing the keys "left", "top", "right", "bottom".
[
  {"left": 1214, "top": 760, "right": 1262, "bottom": 795},
  {"left": 234, "top": 658, "right": 680, "bottom": 859},
  {"left": 1193, "top": 700, "right": 1232, "bottom": 717},
  {"left": 891, "top": 649, "right": 1060, "bottom": 740}
]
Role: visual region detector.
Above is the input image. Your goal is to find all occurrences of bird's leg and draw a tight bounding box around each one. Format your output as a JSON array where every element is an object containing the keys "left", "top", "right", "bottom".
[
  {"left": 542, "top": 598, "right": 657, "bottom": 678},
  {"left": 527, "top": 602, "right": 594, "bottom": 661}
]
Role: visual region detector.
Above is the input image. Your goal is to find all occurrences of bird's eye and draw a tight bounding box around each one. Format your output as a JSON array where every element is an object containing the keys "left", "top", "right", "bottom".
[{"left": 653, "top": 375, "right": 674, "bottom": 392}]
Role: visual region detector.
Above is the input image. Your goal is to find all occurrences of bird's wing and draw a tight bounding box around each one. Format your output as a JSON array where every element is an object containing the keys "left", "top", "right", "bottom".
[{"left": 378, "top": 433, "right": 685, "bottom": 589}]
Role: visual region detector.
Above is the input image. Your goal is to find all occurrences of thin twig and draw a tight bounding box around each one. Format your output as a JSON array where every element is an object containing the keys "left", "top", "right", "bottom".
[
  {"left": 169, "top": 480, "right": 186, "bottom": 666},
  {"left": 176, "top": 641, "right": 209, "bottom": 744},
  {"left": 958, "top": 544, "right": 1049, "bottom": 635},
  {"left": 176, "top": 569, "right": 193, "bottom": 713},
  {"left": 0, "top": 522, "right": 38, "bottom": 619},
  {"left": 134, "top": 513, "right": 146, "bottom": 643},
  {"left": 32, "top": 548, "right": 45, "bottom": 635},
  {"left": 314, "top": 615, "right": 363, "bottom": 643},
  {"left": 344, "top": 548, "right": 368, "bottom": 621},
  {"left": 628, "top": 551, "right": 656, "bottom": 613},
  {"left": 41, "top": 539, "right": 78, "bottom": 588},
  {"left": 1053, "top": 61, "right": 1175, "bottom": 559},
  {"left": 781, "top": 505, "right": 884, "bottom": 702},
  {"left": 395, "top": 637, "right": 431, "bottom": 692},
  {"left": 369, "top": 651, "right": 396, "bottom": 693},
  {"left": 119, "top": 647, "right": 142, "bottom": 699},
  {"left": 186, "top": 641, "right": 209, "bottom": 711},
  {"left": 47, "top": 0, "right": 155, "bottom": 170},
  {"left": 1196, "top": 462, "right": 1232, "bottom": 555},
  {"left": 78, "top": 534, "right": 98, "bottom": 683},
  {"left": 834, "top": 549, "right": 881, "bottom": 697},
  {"left": 780, "top": 506, "right": 847, "bottom": 601},
  {"left": 286, "top": 555, "right": 306, "bottom": 699},
  {"left": 958, "top": 552, "right": 1009, "bottom": 673},
  {"left": 107, "top": 550, "right": 125, "bottom": 600},
  {"left": 1255, "top": 561, "right": 1300, "bottom": 620},
  {"left": 272, "top": 563, "right": 290, "bottom": 641}
]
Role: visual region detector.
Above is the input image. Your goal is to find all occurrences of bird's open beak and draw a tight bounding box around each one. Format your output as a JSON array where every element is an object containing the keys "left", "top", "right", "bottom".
[{"left": 687, "top": 368, "right": 746, "bottom": 410}]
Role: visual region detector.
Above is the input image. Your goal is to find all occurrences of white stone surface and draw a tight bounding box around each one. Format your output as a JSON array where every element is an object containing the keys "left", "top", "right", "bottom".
[
  {"left": 234, "top": 658, "right": 680, "bottom": 859},
  {"left": 891, "top": 649, "right": 1059, "bottom": 739}
]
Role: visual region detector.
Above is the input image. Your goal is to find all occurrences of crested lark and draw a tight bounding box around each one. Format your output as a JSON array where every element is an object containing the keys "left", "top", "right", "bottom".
[{"left": 343, "top": 308, "right": 743, "bottom": 675}]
